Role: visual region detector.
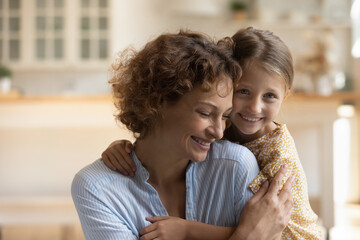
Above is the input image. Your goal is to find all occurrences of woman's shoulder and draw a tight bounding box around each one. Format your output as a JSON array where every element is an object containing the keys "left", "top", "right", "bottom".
[
  {"left": 210, "top": 140, "right": 257, "bottom": 165},
  {"left": 206, "top": 140, "right": 259, "bottom": 182},
  {"left": 72, "top": 159, "right": 122, "bottom": 192}
]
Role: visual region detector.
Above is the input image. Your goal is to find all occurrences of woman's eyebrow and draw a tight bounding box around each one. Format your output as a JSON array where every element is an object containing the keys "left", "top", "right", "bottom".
[{"left": 198, "top": 101, "right": 232, "bottom": 112}]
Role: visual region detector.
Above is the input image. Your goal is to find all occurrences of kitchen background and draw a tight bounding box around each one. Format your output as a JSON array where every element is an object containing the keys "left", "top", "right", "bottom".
[{"left": 0, "top": 0, "right": 360, "bottom": 239}]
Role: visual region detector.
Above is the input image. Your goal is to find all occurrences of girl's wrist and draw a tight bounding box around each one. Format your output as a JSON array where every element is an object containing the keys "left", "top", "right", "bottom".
[
  {"left": 183, "top": 220, "right": 193, "bottom": 239},
  {"left": 230, "top": 224, "right": 256, "bottom": 240}
]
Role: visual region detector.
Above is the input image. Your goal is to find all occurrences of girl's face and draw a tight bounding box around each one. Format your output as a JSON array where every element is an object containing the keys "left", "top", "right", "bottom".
[
  {"left": 158, "top": 76, "right": 233, "bottom": 163},
  {"left": 230, "top": 61, "right": 288, "bottom": 142}
]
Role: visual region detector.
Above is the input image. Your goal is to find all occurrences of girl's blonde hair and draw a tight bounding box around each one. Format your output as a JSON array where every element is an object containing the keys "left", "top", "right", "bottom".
[{"left": 232, "top": 27, "right": 294, "bottom": 91}]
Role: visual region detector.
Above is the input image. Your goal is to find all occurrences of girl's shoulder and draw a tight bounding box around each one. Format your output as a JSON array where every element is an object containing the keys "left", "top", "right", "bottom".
[{"left": 244, "top": 123, "right": 295, "bottom": 151}]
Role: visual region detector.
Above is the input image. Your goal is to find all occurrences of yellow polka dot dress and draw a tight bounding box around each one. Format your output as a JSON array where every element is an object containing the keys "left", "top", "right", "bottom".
[{"left": 244, "top": 123, "right": 323, "bottom": 239}]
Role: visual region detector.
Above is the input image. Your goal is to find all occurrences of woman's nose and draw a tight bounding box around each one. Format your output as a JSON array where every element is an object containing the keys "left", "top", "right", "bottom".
[{"left": 210, "top": 118, "right": 225, "bottom": 141}]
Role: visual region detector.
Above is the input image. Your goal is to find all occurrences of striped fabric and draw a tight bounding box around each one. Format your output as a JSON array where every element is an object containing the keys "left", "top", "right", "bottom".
[{"left": 71, "top": 140, "right": 259, "bottom": 240}]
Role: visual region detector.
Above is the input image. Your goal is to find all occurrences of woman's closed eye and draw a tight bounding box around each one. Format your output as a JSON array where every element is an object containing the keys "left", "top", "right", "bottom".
[
  {"left": 197, "top": 111, "right": 210, "bottom": 117},
  {"left": 222, "top": 114, "right": 230, "bottom": 120}
]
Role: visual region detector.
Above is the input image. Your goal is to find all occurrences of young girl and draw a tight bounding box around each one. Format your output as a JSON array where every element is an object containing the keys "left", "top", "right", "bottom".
[{"left": 102, "top": 27, "right": 322, "bottom": 239}]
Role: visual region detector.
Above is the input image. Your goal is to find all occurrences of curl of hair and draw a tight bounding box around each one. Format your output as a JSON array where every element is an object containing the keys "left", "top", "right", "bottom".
[
  {"left": 232, "top": 27, "right": 294, "bottom": 90},
  {"left": 110, "top": 30, "right": 241, "bottom": 139}
]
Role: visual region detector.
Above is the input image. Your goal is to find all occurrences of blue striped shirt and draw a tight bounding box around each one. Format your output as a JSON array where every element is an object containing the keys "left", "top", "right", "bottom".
[{"left": 71, "top": 140, "right": 259, "bottom": 240}]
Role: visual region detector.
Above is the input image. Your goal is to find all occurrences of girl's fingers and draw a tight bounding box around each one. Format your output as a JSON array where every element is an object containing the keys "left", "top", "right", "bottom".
[
  {"left": 139, "top": 222, "right": 157, "bottom": 236},
  {"left": 125, "top": 141, "right": 133, "bottom": 153},
  {"left": 145, "top": 216, "right": 170, "bottom": 223},
  {"left": 112, "top": 147, "right": 134, "bottom": 176},
  {"left": 115, "top": 145, "right": 136, "bottom": 173},
  {"left": 108, "top": 151, "right": 129, "bottom": 176},
  {"left": 101, "top": 153, "right": 117, "bottom": 171},
  {"left": 268, "top": 164, "right": 288, "bottom": 195},
  {"left": 139, "top": 230, "right": 158, "bottom": 240},
  {"left": 124, "top": 141, "right": 136, "bottom": 171}
]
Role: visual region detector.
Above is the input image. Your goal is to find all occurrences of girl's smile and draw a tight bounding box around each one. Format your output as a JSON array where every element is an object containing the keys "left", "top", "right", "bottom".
[{"left": 230, "top": 61, "right": 288, "bottom": 143}]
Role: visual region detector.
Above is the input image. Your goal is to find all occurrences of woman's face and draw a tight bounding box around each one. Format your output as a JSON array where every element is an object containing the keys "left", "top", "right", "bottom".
[{"left": 158, "top": 76, "right": 233, "bottom": 163}]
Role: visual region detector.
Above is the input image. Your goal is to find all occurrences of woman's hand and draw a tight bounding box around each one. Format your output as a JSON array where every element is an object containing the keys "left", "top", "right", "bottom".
[
  {"left": 231, "top": 164, "right": 294, "bottom": 240},
  {"left": 140, "top": 216, "right": 187, "bottom": 240},
  {"left": 101, "top": 139, "right": 135, "bottom": 176}
]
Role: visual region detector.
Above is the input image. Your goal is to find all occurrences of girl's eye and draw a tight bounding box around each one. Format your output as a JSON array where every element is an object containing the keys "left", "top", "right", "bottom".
[
  {"left": 236, "top": 89, "right": 249, "bottom": 95},
  {"left": 222, "top": 115, "right": 230, "bottom": 120},
  {"left": 264, "top": 92, "right": 276, "bottom": 99}
]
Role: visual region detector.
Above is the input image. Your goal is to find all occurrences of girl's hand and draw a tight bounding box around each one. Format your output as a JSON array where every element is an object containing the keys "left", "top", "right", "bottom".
[
  {"left": 139, "top": 216, "right": 187, "bottom": 240},
  {"left": 101, "top": 140, "right": 136, "bottom": 176},
  {"left": 231, "top": 164, "right": 294, "bottom": 240}
]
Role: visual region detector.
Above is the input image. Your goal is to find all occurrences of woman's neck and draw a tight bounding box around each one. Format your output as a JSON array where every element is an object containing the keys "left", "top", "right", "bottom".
[{"left": 134, "top": 136, "right": 188, "bottom": 187}]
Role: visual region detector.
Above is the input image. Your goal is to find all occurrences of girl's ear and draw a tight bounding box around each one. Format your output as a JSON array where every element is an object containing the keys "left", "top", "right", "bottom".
[{"left": 283, "top": 89, "right": 291, "bottom": 101}]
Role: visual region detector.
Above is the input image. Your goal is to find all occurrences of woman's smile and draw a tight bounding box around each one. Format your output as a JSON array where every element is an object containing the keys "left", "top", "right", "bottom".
[{"left": 191, "top": 136, "right": 212, "bottom": 151}]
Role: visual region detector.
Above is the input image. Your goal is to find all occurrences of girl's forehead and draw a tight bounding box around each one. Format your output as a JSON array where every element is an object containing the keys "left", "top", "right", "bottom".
[{"left": 239, "top": 68, "right": 287, "bottom": 91}]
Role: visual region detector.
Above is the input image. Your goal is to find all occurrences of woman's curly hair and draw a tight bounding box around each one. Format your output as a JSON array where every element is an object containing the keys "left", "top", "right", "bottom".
[{"left": 110, "top": 30, "right": 241, "bottom": 139}]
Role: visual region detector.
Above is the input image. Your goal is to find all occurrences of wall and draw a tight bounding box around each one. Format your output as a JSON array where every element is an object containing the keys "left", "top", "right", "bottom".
[{"left": 0, "top": 99, "right": 134, "bottom": 198}]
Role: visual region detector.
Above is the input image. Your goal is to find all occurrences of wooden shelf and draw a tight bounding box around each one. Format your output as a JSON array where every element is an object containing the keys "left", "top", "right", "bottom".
[{"left": 289, "top": 92, "right": 360, "bottom": 103}]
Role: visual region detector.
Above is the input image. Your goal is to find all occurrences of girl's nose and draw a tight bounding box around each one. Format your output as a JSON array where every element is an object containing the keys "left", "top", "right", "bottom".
[{"left": 248, "top": 97, "right": 262, "bottom": 114}]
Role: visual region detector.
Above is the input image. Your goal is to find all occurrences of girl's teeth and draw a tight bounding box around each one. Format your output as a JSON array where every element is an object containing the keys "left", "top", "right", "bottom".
[{"left": 242, "top": 116, "right": 259, "bottom": 122}]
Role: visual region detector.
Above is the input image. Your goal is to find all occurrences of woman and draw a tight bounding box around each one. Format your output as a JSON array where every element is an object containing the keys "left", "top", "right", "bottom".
[{"left": 71, "top": 30, "right": 293, "bottom": 240}]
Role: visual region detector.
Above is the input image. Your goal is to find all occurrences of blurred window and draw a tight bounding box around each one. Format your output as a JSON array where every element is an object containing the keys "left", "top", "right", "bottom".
[
  {"left": 54, "top": 38, "right": 63, "bottom": 59},
  {"left": 36, "top": 0, "right": 46, "bottom": 9},
  {"left": 0, "top": 40, "right": 2, "bottom": 59},
  {"left": 54, "top": 0, "right": 63, "bottom": 8},
  {"left": 0, "top": 0, "right": 21, "bottom": 61},
  {"left": 9, "top": 0, "right": 20, "bottom": 9},
  {"left": 9, "top": 39, "right": 19, "bottom": 60},
  {"left": 80, "top": 0, "right": 109, "bottom": 60},
  {"left": 36, "top": 38, "right": 46, "bottom": 59},
  {"left": 35, "top": 0, "right": 64, "bottom": 60},
  {"left": 9, "top": 17, "right": 20, "bottom": 32},
  {"left": 0, "top": 0, "right": 110, "bottom": 65}
]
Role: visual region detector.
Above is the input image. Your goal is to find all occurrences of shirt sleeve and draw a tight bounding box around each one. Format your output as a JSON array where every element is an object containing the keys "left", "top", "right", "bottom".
[
  {"left": 71, "top": 173, "right": 138, "bottom": 240},
  {"left": 248, "top": 148, "right": 292, "bottom": 194},
  {"left": 233, "top": 146, "right": 260, "bottom": 223}
]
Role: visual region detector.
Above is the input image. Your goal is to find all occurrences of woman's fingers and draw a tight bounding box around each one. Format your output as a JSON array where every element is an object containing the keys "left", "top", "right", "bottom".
[
  {"left": 268, "top": 164, "right": 288, "bottom": 195},
  {"left": 279, "top": 175, "right": 294, "bottom": 201},
  {"left": 251, "top": 180, "right": 269, "bottom": 202},
  {"left": 280, "top": 176, "right": 294, "bottom": 214}
]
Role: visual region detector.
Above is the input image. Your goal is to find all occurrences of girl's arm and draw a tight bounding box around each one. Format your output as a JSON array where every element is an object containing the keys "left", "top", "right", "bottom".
[
  {"left": 230, "top": 165, "right": 293, "bottom": 240},
  {"left": 140, "top": 167, "right": 292, "bottom": 240},
  {"left": 140, "top": 216, "right": 234, "bottom": 240},
  {"left": 101, "top": 139, "right": 136, "bottom": 176}
]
